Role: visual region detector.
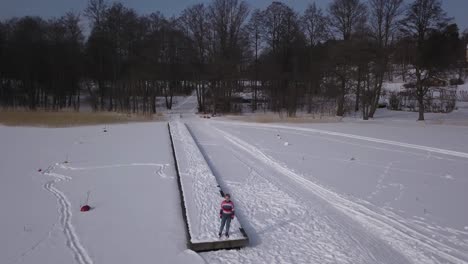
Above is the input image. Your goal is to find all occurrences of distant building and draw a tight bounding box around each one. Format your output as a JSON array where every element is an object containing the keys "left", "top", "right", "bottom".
[{"left": 388, "top": 78, "right": 457, "bottom": 113}]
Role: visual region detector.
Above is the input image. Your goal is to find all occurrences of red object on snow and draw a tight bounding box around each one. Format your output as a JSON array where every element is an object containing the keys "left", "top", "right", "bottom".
[{"left": 80, "top": 205, "right": 91, "bottom": 212}]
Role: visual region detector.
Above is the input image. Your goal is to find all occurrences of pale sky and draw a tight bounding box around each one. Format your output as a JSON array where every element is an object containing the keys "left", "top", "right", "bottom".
[{"left": 0, "top": 0, "right": 467, "bottom": 31}]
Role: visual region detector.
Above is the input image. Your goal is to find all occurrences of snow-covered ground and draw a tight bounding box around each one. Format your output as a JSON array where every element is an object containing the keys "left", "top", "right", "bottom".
[
  {"left": 2, "top": 94, "right": 468, "bottom": 264},
  {"left": 383, "top": 82, "right": 405, "bottom": 93},
  {"left": 191, "top": 112, "right": 468, "bottom": 264},
  {"left": 0, "top": 122, "right": 204, "bottom": 264}
]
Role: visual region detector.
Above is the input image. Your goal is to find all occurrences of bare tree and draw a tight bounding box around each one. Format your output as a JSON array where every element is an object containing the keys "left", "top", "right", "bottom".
[
  {"left": 301, "top": 3, "right": 329, "bottom": 113},
  {"left": 366, "top": 0, "right": 404, "bottom": 118},
  {"left": 246, "top": 9, "right": 263, "bottom": 111},
  {"left": 1, "top": 0, "right": 463, "bottom": 119},
  {"left": 61, "top": 12, "right": 84, "bottom": 110},
  {"left": 208, "top": 0, "right": 249, "bottom": 114},
  {"left": 84, "top": 0, "right": 107, "bottom": 27},
  {"left": 84, "top": 0, "right": 108, "bottom": 110},
  {"left": 401, "top": 0, "right": 450, "bottom": 120},
  {"left": 0, "top": 21, "right": 5, "bottom": 107},
  {"left": 260, "top": 2, "right": 303, "bottom": 116},
  {"left": 0, "top": 16, "right": 84, "bottom": 110},
  {"left": 301, "top": 2, "right": 329, "bottom": 46},
  {"left": 462, "top": 29, "right": 468, "bottom": 79},
  {"left": 180, "top": 4, "right": 210, "bottom": 112},
  {"left": 160, "top": 18, "right": 188, "bottom": 110},
  {"left": 328, "top": 0, "right": 367, "bottom": 41},
  {"left": 328, "top": 0, "right": 367, "bottom": 116},
  {"left": 261, "top": 2, "right": 300, "bottom": 53}
]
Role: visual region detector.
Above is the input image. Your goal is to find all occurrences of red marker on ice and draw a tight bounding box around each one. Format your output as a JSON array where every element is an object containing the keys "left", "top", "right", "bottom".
[{"left": 80, "top": 191, "right": 92, "bottom": 212}]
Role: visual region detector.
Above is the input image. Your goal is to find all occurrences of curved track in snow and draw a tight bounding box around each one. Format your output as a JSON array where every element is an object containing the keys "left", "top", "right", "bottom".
[
  {"left": 42, "top": 164, "right": 93, "bottom": 264},
  {"left": 40, "top": 162, "right": 171, "bottom": 264}
]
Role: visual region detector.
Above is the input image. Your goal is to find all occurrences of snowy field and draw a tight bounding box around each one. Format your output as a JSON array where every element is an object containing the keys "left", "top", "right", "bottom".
[
  {"left": 0, "top": 122, "right": 204, "bottom": 264},
  {"left": 2, "top": 95, "right": 468, "bottom": 264},
  {"left": 190, "top": 112, "right": 468, "bottom": 264}
]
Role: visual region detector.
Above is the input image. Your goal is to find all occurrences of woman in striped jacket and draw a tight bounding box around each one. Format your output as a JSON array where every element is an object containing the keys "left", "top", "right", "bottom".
[{"left": 218, "top": 193, "right": 235, "bottom": 238}]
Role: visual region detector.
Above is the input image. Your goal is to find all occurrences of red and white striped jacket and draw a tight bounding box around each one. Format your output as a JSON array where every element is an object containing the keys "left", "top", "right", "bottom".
[{"left": 220, "top": 200, "right": 235, "bottom": 217}]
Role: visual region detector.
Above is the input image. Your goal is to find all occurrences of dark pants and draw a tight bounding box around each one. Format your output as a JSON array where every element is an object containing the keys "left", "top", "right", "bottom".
[{"left": 219, "top": 213, "right": 232, "bottom": 235}]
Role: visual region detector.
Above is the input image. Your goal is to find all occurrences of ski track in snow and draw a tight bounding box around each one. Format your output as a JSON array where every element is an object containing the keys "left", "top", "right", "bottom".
[
  {"left": 368, "top": 161, "right": 395, "bottom": 201},
  {"left": 260, "top": 145, "right": 444, "bottom": 178},
  {"left": 214, "top": 121, "right": 468, "bottom": 160},
  {"left": 193, "top": 123, "right": 411, "bottom": 264},
  {"left": 42, "top": 163, "right": 93, "bottom": 264},
  {"left": 172, "top": 95, "right": 195, "bottom": 111},
  {"left": 57, "top": 163, "right": 172, "bottom": 179},
  {"left": 9, "top": 224, "right": 58, "bottom": 264},
  {"left": 38, "top": 161, "right": 171, "bottom": 264},
  {"left": 212, "top": 124, "right": 468, "bottom": 264},
  {"left": 203, "top": 146, "right": 382, "bottom": 263},
  {"left": 58, "top": 163, "right": 169, "bottom": 171},
  {"left": 265, "top": 128, "right": 450, "bottom": 161}
]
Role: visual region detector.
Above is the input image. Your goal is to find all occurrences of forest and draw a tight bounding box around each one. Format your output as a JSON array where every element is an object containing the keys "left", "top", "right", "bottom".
[{"left": 0, "top": 0, "right": 467, "bottom": 120}]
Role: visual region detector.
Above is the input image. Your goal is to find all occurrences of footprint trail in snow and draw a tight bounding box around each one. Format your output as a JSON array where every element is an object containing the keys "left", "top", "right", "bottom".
[{"left": 41, "top": 162, "right": 170, "bottom": 264}]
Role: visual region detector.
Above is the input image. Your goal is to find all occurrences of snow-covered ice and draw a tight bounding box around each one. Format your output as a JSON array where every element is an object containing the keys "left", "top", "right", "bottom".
[
  {"left": 0, "top": 122, "right": 203, "bottom": 264},
  {"left": 2, "top": 94, "right": 468, "bottom": 264},
  {"left": 195, "top": 112, "right": 468, "bottom": 263}
]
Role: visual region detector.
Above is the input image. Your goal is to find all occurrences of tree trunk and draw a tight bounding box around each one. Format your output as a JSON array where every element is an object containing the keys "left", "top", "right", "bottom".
[
  {"left": 417, "top": 93, "right": 425, "bottom": 121},
  {"left": 355, "top": 78, "right": 361, "bottom": 112},
  {"left": 307, "top": 82, "right": 313, "bottom": 114},
  {"left": 416, "top": 68, "right": 425, "bottom": 121},
  {"left": 76, "top": 86, "right": 80, "bottom": 111},
  {"left": 336, "top": 78, "right": 346, "bottom": 116},
  {"left": 99, "top": 80, "right": 105, "bottom": 111},
  {"left": 369, "top": 72, "right": 384, "bottom": 118},
  {"left": 252, "top": 79, "right": 258, "bottom": 112}
]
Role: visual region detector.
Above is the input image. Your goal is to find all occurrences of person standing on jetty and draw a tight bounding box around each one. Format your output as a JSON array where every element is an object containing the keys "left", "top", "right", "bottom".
[{"left": 218, "top": 193, "right": 235, "bottom": 238}]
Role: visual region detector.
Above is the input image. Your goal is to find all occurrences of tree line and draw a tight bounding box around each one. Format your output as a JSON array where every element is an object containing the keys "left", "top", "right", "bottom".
[{"left": 0, "top": 0, "right": 467, "bottom": 120}]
